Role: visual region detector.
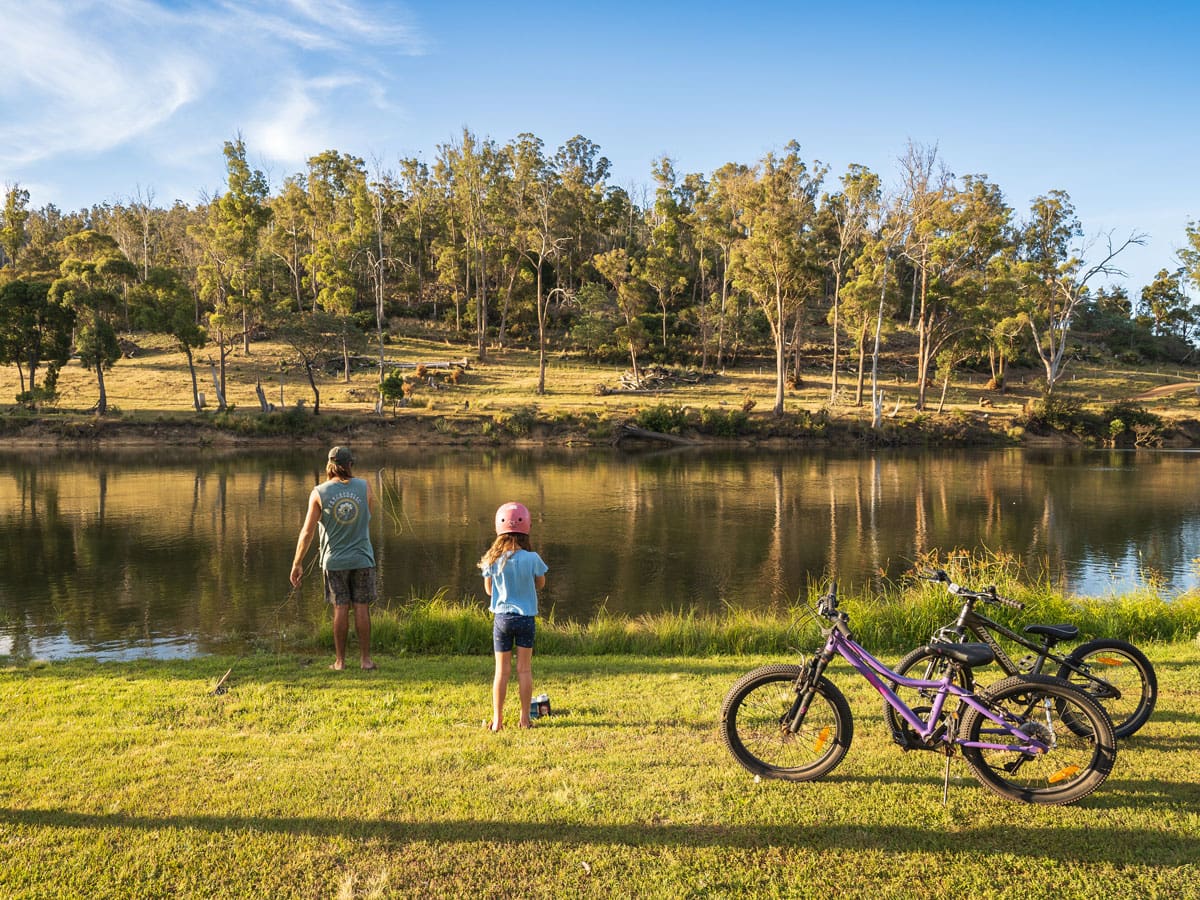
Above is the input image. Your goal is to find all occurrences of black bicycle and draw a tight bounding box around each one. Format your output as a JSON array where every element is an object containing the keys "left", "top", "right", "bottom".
[
  {"left": 886, "top": 570, "right": 1157, "bottom": 739},
  {"left": 720, "top": 582, "right": 1117, "bottom": 805}
]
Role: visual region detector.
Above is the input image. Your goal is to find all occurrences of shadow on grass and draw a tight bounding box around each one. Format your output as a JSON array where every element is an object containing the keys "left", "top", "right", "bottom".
[
  {"left": 1, "top": 654, "right": 756, "bottom": 686},
  {"left": 1, "top": 807, "right": 1196, "bottom": 865}
]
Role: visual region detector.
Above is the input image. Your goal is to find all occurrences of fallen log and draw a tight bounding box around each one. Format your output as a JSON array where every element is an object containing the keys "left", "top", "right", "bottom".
[{"left": 613, "top": 424, "right": 699, "bottom": 446}]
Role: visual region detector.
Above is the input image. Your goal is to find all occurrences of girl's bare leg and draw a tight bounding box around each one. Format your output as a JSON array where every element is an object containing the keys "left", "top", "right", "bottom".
[
  {"left": 516, "top": 645, "right": 534, "bottom": 727},
  {"left": 491, "top": 651, "right": 512, "bottom": 731}
]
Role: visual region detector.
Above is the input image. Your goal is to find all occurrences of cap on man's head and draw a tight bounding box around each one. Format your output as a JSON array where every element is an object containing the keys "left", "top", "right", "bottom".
[{"left": 328, "top": 446, "right": 354, "bottom": 466}]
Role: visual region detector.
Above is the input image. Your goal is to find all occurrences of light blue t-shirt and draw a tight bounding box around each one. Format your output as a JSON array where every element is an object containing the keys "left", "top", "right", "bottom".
[{"left": 483, "top": 549, "right": 548, "bottom": 616}]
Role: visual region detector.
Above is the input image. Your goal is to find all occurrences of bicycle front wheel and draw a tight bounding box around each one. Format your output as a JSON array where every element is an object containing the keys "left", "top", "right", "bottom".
[
  {"left": 719, "top": 664, "right": 852, "bottom": 781},
  {"left": 959, "top": 674, "right": 1117, "bottom": 805},
  {"left": 1057, "top": 638, "right": 1157, "bottom": 739}
]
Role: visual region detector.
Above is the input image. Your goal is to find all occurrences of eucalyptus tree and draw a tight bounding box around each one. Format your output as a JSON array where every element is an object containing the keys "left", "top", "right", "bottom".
[
  {"left": 1015, "top": 190, "right": 1145, "bottom": 393},
  {"left": 593, "top": 247, "right": 650, "bottom": 382},
  {"left": 131, "top": 266, "right": 206, "bottom": 410},
  {"left": 1139, "top": 268, "right": 1194, "bottom": 342},
  {"left": 189, "top": 140, "right": 271, "bottom": 406},
  {"left": 509, "top": 133, "right": 569, "bottom": 393},
  {"left": 554, "top": 135, "right": 611, "bottom": 289},
  {"left": 1181, "top": 220, "right": 1200, "bottom": 294},
  {"left": 695, "top": 163, "right": 751, "bottom": 368},
  {"left": 0, "top": 278, "right": 75, "bottom": 402},
  {"left": 265, "top": 176, "right": 313, "bottom": 313},
  {"left": 1, "top": 185, "right": 31, "bottom": 269},
  {"left": 819, "top": 164, "right": 882, "bottom": 401},
  {"left": 917, "top": 175, "right": 1013, "bottom": 407},
  {"left": 273, "top": 308, "right": 341, "bottom": 415},
  {"left": 729, "top": 143, "right": 825, "bottom": 415},
  {"left": 304, "top": 151, "right": 376, "bottom": 381},
  {"left": 837, "top": 237, "right": 898, "bottom": 406},
  {"left": 395, "top": 156, "right": 438, "bottom": 308},
  {"left": 435, "top": 129, "right": 504, "bottom": 359},
  {"left": 49, "top": 231, "right": 137, "bottom": 414},
  {"left": 213, "top": 140, "right": 272, "bottom": 353},
  {"left": 639, "top": 157, "right": 691, "bottom": 352}
]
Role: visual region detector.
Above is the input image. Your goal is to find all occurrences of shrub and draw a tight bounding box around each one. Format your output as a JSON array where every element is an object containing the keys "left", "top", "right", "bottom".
[
  {"left": 698, "top": 407, "right": 752, "bottom": 437},
  {"left": 634, "top": 403, "right": 689, "bottom": 434}
]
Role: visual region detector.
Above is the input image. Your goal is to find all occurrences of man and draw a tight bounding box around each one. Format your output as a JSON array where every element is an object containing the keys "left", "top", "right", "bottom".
[{"left": 290, "top": 446, "right": 378, "bottom": 670}]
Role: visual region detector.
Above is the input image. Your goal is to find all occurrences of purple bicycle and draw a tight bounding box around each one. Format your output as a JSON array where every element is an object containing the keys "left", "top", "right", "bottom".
[{"left": 720, "top": 583, "right": 1117, "bottom": 805}]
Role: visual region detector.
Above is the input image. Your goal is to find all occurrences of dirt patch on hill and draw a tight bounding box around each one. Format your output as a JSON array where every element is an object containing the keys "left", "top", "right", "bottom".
[{"left": 1133, "top": 382, "right": 1200, "bottom": 400}]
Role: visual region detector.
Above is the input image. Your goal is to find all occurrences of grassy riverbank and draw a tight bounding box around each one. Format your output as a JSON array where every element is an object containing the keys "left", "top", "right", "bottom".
[
  {"left": 334, "top": 573, "right": 1200, "bottom": 659},
  {"left": 2, "top": 643, "right": 1198, "bottom": 899}
]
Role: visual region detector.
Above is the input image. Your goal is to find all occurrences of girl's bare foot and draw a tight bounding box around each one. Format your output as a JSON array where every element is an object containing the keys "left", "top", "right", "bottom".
[
  {"left": 330, "top": 661, "right": 345, "bottom": 671},
  {"left": 361, "top": 660, "right": 377, "bottom": 670}
]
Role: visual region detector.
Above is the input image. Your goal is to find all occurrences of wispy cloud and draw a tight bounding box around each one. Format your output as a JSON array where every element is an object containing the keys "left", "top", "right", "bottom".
[{"left": 0, "top": 0, "right": 423, "bottom": 178}]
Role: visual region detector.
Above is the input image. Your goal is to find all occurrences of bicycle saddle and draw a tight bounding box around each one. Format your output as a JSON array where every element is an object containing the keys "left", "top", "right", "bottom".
[
  {"left": 1023, "top": 623, "right": 1079, "bottom": 642},
  {"left": 927, "top": 642, "right": 995, "bottom": 667}
]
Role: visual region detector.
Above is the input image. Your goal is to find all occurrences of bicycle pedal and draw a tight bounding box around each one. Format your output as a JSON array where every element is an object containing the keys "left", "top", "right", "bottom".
[{"left": 1017, "top": 654, "right": 1038, "bottom": 673}]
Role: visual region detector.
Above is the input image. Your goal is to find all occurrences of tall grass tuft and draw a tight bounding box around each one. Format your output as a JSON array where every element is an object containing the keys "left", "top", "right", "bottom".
[{"left": 306, "top": 551, "right": 1200, "bottom": 657}]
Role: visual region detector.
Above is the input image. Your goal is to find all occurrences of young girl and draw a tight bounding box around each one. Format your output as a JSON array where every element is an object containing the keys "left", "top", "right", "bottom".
[{"left": 480, "top": 501, "right": 548, "bottom": 731}]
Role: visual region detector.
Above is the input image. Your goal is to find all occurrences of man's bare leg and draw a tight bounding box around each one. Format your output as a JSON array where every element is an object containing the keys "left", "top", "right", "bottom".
[
  {"left": 331, "top": 604, "right": 349, "bottom": 670},
  {"left": 354, "top": 602, "right": 375, "bottom": 669}
]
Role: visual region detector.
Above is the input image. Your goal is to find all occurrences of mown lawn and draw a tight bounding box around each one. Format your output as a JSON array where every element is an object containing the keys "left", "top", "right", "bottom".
[{"left": 1, "top": 645, "right": 1198, "bottom": 899}]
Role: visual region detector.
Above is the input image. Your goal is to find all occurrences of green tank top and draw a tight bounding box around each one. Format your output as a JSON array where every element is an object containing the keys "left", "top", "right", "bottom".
[{"left": 315, "top": 478, "right": 375, "bottom": 571}]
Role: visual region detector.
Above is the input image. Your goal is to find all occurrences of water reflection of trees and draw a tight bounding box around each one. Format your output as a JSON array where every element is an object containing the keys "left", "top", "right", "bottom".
[{"left": 1, "top": 449, "right": 1198, "bottom": 655}]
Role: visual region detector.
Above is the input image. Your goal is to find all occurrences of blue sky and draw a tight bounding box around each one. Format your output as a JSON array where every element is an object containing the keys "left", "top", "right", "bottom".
[{"left": 1, "top": 0, "right": 1197, "bottom": 293}]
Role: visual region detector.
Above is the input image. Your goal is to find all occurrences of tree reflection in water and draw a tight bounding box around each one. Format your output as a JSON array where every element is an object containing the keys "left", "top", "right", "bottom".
[{"left": 1, "top": 447, "right": 1196, "bottom": 658}]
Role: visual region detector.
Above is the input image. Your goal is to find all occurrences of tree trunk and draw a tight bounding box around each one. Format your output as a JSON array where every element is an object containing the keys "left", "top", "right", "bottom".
[
  {"left": 185, "top": 346, "right": 200, "bottom": 412},
  {"left": 96, "top": 361, "right": 107, "bottom": 415},
  {"left": 773, "top": 284, "right": 786, "bottom": 416},
  {"left": 536, "top": 263, "right": 546, "bottom": 395},
  {"left": 830, "top": 268, "right": 842, "bottom": 401},
  {"left": 305, "top": 361, "right": 321, "bottom": 415}
]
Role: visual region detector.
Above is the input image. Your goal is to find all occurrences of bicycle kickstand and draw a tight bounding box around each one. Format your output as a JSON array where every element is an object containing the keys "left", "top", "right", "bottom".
[{"left": 942, "top": 754, "right": 952, "bottom": 806}]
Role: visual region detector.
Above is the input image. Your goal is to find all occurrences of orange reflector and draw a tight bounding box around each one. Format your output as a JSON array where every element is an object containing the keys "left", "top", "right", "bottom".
[
  {"left": 1094, "top": 656, "right": 1125, "bottom": 666},
  {"left": 1048, "top": 765, "right": 1080, "bottom": 784},
  {"left": 813, "top": 726, "right": 831, "bottom": 753}
]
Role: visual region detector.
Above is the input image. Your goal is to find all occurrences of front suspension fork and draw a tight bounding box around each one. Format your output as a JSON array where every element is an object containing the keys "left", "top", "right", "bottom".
[{"left": 784, "top": 651, "right": 832, "bottom": 733}]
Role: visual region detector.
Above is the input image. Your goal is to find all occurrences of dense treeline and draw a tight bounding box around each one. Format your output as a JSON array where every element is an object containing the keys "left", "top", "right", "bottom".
[{"left": 2, "top": 131, "right": 1199, "bottom": 417}]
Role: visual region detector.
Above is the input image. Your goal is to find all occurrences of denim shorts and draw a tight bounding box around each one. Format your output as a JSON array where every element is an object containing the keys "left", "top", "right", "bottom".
[{"left": 493, "top": 613, "right": 536, "bottom": 652}]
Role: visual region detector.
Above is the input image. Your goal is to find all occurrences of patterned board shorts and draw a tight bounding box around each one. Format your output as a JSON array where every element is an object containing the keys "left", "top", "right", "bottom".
[{"left": 323, "top": 567, "right": 377, "bottom": 606}]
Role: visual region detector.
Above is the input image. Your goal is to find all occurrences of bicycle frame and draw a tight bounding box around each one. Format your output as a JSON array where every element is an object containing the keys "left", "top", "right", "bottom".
[
  {"left": 799, "top": 617, "right": 1049, "bottom": 754},
  {"left": 942, "top": 600, "right": 1067, "bottom": 675}
]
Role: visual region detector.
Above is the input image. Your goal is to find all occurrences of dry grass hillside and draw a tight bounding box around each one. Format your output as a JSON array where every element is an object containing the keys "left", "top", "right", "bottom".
[{"left": 2, "top": 327, "right": 1200, "bottom": 447}]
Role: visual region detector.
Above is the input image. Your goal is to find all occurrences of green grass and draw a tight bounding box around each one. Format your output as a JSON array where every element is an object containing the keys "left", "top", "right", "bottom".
[
  {"left": 321, "top": 558, "right": 1200, "bottom": 658},
  {"left": 2, "top": 643, "right": 1198, "bottom": 899}
]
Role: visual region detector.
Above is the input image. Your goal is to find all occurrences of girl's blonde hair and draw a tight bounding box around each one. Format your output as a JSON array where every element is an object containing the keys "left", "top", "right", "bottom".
[{"left": 480, "top": 533, "right": 532, "bottom": 570}]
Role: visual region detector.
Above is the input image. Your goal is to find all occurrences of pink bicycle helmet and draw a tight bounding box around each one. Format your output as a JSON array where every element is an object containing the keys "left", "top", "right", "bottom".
[{"left": 495, "top": 501, "right": 531, "bottom": 535}]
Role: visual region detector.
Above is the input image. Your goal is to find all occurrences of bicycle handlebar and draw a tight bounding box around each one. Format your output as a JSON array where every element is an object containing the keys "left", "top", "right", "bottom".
[{"left": 922, "top": 569, "right": 1024, "bottom": 610}]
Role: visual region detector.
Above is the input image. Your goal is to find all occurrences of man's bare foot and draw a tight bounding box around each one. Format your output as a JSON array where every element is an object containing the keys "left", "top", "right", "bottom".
[{"left": 330, "top": 661, "right": 345, "bottom": 671}]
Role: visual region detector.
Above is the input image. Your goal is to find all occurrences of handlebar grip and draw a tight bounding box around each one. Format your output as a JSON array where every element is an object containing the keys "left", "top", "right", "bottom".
[{"left": 997, "top": 595, "right": 1025, "bottom": 610}]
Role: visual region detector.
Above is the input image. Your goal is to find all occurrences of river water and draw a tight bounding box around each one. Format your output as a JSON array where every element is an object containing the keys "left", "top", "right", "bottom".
[{"left": 1, "top": 446, "right": 1197, "bottom": 660}]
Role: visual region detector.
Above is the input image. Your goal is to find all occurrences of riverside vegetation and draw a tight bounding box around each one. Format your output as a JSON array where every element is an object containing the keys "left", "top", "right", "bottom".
[{"left": 2, "top": 556, "right": 1199, "bottom": 897}]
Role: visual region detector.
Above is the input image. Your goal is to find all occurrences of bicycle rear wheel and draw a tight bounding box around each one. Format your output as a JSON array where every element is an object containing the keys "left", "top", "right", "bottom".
[
  {"left": 720, "top": 664, "right": 852, "bottom": 781},
  {"left": 959, "top": 674, "right": 1116, "bottom": 805},
  {"left": 1057, "top": 639, "right": 1157, "bottom": 739}
]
